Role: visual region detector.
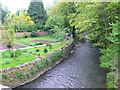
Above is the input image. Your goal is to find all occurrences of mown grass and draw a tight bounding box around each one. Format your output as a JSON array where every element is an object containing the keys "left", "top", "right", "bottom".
[
  {"left": 0, "top": 42, "right": 66, "bottom": 69},
  {"left": 1, "top": 54, "right": 36, "bottom": 69},
  {"left": 16, "top": 34, "right": 58, "bottom": 46},
  {"left": 24, "top": 42, "right": 65, "bottom": 57}
]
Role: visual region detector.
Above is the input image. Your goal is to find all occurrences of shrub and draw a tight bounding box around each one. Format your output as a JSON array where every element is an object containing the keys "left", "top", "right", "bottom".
[
  {"left": 35, "top": 42, "right": 43, "bottom": 45},
  {"left": 50, "top": 51, "right": 64, "bottom": 62},
  {"left": 2, "top": 73, "right": 9, "bottom": 80},
  {"left": 38, "top": 53, "right": 40, "bottom": 57},
  {"left": 15, "top": 71, "right": 26, "bottom": 79},
  {"left": 36, "top": 63, "right": 44, "bottom": 70},
  {"left": 30, "top": 67, "right": 38, "bottom": 75},
  {"left": 14, "top": 49, "right": 22, "bottom": 57},
  {"left": 44, "top": 48, "right": 48, "bottom": 54},
  {"left": 42, "top": 58, "right": 49, "bottom": 66},
  {"left": 29, "top": 52, "right": 32, "bottom": 54},
  {"left": 10, "top": 49, "right": 22, "bottom": 57},
  {"left": 31, "top": 31, "right": 38, "bottom": 37},
  {"left": 25, "top": 73, "right": 32, "bottom": 78},
  {"left": 35, "top": 22, "right": 43, "bottom": 30},
  {"left": 51, "top": 54, "right": 58, "bottom": 62},
  {"left": 27, "top": 24, "right": 37, "bottom": 32},
  {"left": 6, "top": 42, "right": 12, "bottom": 50},
  {"left": 36, "top": 48, "right": 40, "bottom": 52},
  {"left": 47, "top": 44, "right": 52, "bottom": 50},
  {"left": 10, "top": 52, "right": 14, "bottom": 57}
]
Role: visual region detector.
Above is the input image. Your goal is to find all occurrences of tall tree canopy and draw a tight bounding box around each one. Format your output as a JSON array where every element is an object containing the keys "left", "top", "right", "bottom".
[
  {"left": 46, "top": 1, "right": 119, "bottom": 88},
  {"left": 0, "top": 5, "right": 10, "bottom": 25},
  {"left": 28, "top": 0, "right": 47, "bottom": 29},
  {"left": 46, "top": 2, "right": 76, "bottom": 36}
]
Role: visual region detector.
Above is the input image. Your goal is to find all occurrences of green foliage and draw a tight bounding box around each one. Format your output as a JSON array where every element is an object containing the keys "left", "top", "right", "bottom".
[
  {"left": 36, "top": 48, "right": 40, "bottom": 52},
  {"left": 6, "top": 29, "right": 15, "bottom": 50},
  {"left": 15, "top": 70, "right": 26, "bottom": 79},
  {"left": 9, "top": 10, "right": 35, "bottom": 32},
  {"left": 28, "top": 0, "right": 47, "bottom": 29},
  {"left": 1, "top": 52, "right": 36, "bottom": 69},
  {"left": 100, "top": 20, "right": 119, "bottom": 88},
  {"left": 27, "top": 24, "right": 37, "bottom": 32},
  {"left": 35, "top": 62, "right": 44, "bottom": 70},
  {"left": 106, "top": 71, "right": 118, "bottom": 88},
  {"left": 37, "top": 53, "right": 40, "bottom": 57},
  {"left": 30, "top": 66, "right": 38, "bottom": 75},
  {"left": 14, "top": 49, "right": 22, "bottom": 57},
  {"left": 31, "top": 31, "right": 38, "bottom": 37},
  {"left": 46, "top": 2, "right": 76, "bottom": 33},
  {"left": 41, "top": 58, "right": 49, "bottom": 66},
  {"left": 47, "top": 2, "right": 119, "bottom": 88},
  {"left": 1, "top": 6, "right": 9, "bottom": 24},
  {"left": 50, "top": 50, "right": 64, "bottom": 62},
  {"left": 48, "top": 44, "right": 52, "bottom": 50},
  {"left": 2, "top": 73, "right": 9, "bottom": 80},
  {"left": 2, "top": 50, "right": 13, "bottom": 58},
  {"left": 44, "top": 48, "right": 48, "bottom": 54}
]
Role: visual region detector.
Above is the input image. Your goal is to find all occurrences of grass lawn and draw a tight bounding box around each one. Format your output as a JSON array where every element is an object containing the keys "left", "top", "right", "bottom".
[
  {"left": 24, "top": 42, "right": 66, "bottom": 57},
  {"left": 0, "top": 42, "right": 66, "bottom": 70},
  {"left": 0, "top": 54, "right": 36, "bottom": 69},
  {"left": 16, "top": 34, "right": 59, "bottom": 46}
]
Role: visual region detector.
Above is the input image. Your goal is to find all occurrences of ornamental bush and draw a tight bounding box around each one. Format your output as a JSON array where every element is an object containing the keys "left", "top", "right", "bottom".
[{"left": 31, "top": 31, "right": 38, "bottom": 37}]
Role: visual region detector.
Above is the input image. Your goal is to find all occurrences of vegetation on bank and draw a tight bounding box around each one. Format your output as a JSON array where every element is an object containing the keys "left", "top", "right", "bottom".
[
  {"left": 45, "top": 2, "right": 119, "bottom": 88},
  {"left": 0, "top": 42, "right": 66, "bottom": 69},
  {"left": 1, "top": 50, "right": 64, "bottom": 83},
  {"left": 0, "top": 0, "right": 119, "bottom": 88}
]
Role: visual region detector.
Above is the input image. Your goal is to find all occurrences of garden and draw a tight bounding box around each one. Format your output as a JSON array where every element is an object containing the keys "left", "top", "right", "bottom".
[
  {"left": 0, "top": 0, "right": 119, "bottom": 88},
  {"left": 0, "top": 33, "right": 66, "bottom": 69}
]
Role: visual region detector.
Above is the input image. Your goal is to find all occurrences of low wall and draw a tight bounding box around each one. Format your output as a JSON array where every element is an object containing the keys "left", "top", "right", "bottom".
[
  {"left": 1, "top": 39, "right": 74, "bottom": 88},
  {"left": 15, "top": 31, "right": 48, "bottom": 38}
]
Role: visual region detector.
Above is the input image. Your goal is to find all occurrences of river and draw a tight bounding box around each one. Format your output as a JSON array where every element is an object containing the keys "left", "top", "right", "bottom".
[{"left": 15, "top": 42, "right": 106, "bottom": 88}]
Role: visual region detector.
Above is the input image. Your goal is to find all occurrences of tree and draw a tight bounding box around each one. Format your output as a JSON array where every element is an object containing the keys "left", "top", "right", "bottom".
[
  {"left": 46, "top": 1, "right": 119, "bottom": 88},
  {"left": 46, "top": 2, "right": 77, "bottom": 36},
  {"left": 1, "top": 7, "right": 9, "bottom": 24},
  {"left": 28, "top": 0, "right": 47, "bottom": 29},
  {"left": 6, "top": 29, "right": 15, "bottom": 50},
  {"left": 10, "top": 10, "right": 35, "bottom": 32}
]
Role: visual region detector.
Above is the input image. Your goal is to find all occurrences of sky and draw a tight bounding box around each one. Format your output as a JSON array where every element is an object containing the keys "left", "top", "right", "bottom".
[{"left": 0, "top": 0, "right": 54, "bottom": 13}]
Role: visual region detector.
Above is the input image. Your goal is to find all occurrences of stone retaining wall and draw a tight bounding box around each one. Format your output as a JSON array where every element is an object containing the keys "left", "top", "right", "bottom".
[
  {"left": 1, "top": 39, "right": 74, "bottom": 88},
  {"left": 15, "top": 31, "right": 48, "bottom": 38}
]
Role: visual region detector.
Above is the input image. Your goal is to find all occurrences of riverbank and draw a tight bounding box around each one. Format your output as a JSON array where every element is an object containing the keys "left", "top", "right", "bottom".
[
  {"left": 1, "top": 38, "right": 74, "bottom": 88},
  {"left": 16, "top": 42, "right": 106, "bottom": 88}
]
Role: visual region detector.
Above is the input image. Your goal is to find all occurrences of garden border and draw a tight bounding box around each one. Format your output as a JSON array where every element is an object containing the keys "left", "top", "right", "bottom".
[{"left": 1, "top": 37, "right": 74, "bottom": 88}]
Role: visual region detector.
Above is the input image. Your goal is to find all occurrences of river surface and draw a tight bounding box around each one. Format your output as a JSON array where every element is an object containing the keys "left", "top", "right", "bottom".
[{"left": 16, "top": 43, "right": 106, "bottom": 88}]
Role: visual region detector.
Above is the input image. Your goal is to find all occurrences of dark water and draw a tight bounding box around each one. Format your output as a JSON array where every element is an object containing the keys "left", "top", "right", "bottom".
[{"left": 16, "top": 43, "right": 106, "bottom": 88}]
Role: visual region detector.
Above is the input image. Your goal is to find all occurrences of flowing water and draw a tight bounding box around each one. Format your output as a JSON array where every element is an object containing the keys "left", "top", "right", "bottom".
[{"left": 16, "top": 43, "right": 106, "bottom": 88}]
